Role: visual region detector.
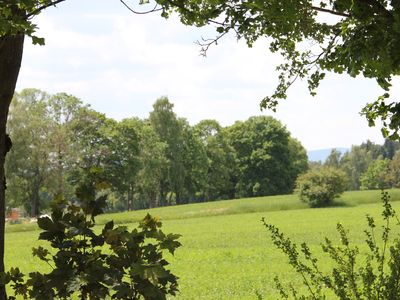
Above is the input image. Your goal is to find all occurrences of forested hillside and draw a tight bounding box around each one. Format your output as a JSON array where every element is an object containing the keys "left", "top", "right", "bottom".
[{"left": 313, "top": 141, "right": 400, "bottom": 191}]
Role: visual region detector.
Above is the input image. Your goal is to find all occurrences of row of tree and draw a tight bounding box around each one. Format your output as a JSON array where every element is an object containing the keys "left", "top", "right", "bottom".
[
  {"left": 6, "top": 89, "right": 308, "bottom": 216},
  {"left": 316, "top": 140, "right": 400, "bottom": 190}
]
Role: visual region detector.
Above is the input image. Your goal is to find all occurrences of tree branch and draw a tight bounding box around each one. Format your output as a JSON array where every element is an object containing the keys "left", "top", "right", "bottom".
[
  {"left": 120, "top": 0, "right": 162, "bottom": 14},
  {"left": 26, "top": 0, "right": 68, "bottom": 19},
  {"left": 312, "top": 0, "right": 393, "bottom": 20},
  {"left": 196, "top": 31, "right": 229, "bottom": 57},
  {"left": 356, "top": 0, "right": 392, "bottom": 19},
  {"left": 311, "top": 6, "right": 350, "bottom": 18}
]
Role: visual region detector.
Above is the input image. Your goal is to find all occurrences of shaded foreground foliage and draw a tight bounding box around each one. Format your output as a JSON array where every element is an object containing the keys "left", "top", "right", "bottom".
[
  {"left": 264, "top": 191, "right": 400, "bottom": 299},
  {"left": 0, "top": 168, "right": 181, "bottom": 299}
]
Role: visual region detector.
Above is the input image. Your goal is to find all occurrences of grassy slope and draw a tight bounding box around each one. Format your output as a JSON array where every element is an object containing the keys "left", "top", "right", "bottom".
[{"left": 5, "top": 189, "right": 400, "bottom": 299}]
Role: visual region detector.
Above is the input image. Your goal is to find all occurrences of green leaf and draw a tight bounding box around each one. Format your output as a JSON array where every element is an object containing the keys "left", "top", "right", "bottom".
[
  {"left": 32, "top": 246, "right": 50, "bottom": 262},
  {"left": 31, "top": 35, "right": 45, "bottom": 45},
  {"left": 37, "top": 216, "right": 53, "bottom": 230}
]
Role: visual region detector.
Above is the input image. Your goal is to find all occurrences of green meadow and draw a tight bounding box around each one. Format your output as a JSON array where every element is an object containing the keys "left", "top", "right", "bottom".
[{"left": 5, "top": 189, "right": 400, "bottom": 299}]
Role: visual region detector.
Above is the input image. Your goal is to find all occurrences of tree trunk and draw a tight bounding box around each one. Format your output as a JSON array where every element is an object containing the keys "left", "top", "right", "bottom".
[
  {"left": 127, "top": 185, "right": 133, "bottom": 211},
  {"left": 57, "top": 146, "right": 65, "bottom": 195},
  {"left": 149, "top": 191, "right": 157, "bottom": 208},
  {"left": 0, "top": 34, "right": 25, "bottom": 300},
  {"left": 30, "top": 182, "right": 40, "bottom": 217},
  {"left": 159, "top": 181, "right": 167, "bottom": 206}
]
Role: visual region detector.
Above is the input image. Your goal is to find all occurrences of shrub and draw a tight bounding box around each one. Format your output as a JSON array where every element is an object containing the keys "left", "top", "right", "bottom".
[
  {"left": 295, "top": 167, "right": 347, "bottom": 207},
  {"left": 1, "top": 168, "right": 181, "bottom": 300},
  {"left": 263, "top": 191, "right": 400, "bottom": 299}
]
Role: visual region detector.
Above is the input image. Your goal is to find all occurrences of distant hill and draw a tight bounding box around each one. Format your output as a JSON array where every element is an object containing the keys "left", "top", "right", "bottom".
[{"left": 307, "top": 148, "right": 349, "bottom": 162}]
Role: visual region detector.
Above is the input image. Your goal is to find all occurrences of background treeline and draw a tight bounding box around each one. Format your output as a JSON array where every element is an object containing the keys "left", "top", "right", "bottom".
[
  {"left": 313, "top": 140, "right": 400, "bottom": 191},
  {"left": 6, "top": 89, "right": 308, "bottom": 216}
]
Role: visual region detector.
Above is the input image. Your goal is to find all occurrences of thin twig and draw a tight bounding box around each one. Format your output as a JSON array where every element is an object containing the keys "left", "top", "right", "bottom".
[
  {"left": 196, "top": 31, "right": 229, "bottom": 57},
  {"left": 120, "top": 0, "right": 162, "bottom": 15}
]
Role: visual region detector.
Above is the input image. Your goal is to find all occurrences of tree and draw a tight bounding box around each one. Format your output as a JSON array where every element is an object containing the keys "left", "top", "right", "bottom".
[
  {"left": 46, "top": 92, "right": 84, "bottom": 199},
  {"left": 225, "top": 116, "right": 307, "bottom": 198},
  {"left": 360, "top": 158, "right": 391, "bottom": 190},
  {"left": 179, "top": 119, "right": 208, "bottom": 203},
  {"left": 67, "top": 107, "right": 116, "bottom": 198},
  {"left": 360, "top": 140, "right": 385, "bottom": 160},
  {"left": 134, "top": 119, "right": 167, "bottom": 209},
  {"left": 107, "top": 118, "right": 140, "bottom": 211},
  {"left": 382, "top": 138, "right": 400, "bottom": 160},
  {"left": 6, "top": 89, "right": 53, "bottom": 217},
  {"left": 149, "top": 97, "right": 184, "bottom": 205},
  {"left": 387, "top": 151, "right": 400, "bottom": 187},
  {"left": 194, "top": 119, "right": 236, "bottom": 201},
  {"left": 287, "top": 137, "right": 309, "bottom": 185},
  {"left": 151, "top": 1, "right": 400, "bottom": 136},
  {"left": 341, "top": 146, "right": 375, "bottom": 190},
  {"left": 324, "top": 148, "right": 343, "bottom": 169},
  {"left": 6, "top": 90, "right": 86, "bottom": 216}
]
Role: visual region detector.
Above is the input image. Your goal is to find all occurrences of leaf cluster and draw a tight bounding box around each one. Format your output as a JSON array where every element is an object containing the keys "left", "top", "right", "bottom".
[
  {"left": 263, "top": 190, "right": 400, "bottom": 299},
  {"left": 151, "top": 0, "right": 400, "bottom": 137},
  {"left": 0, "top": 167, "right": 181, "bottom": 299},
  {"left": 0, "top": 1, "right": 68, "bottom": 44}
]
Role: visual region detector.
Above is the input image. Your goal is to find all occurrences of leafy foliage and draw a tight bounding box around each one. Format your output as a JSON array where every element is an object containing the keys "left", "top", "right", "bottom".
[
  {"left": 7, "top": 90, "right": 309, "bottom": 214},
  {"left": 340, "top": 146, "right": 375, "bottom": 191},
  {"left": 387, "top": 152, "right": 400, "bottom": 188},
  {"left": 296, "top": 167, "right": 347, "bottom": 207},
  {"left": 1, "top": 168, "right": 181, "bottom": 299},
  {"left": 146, "top": 0, "right": 400, "bottom": 137},
  {"left": 263, "top": 191, "right": 400, "bottom": 299},
  {"left": 225, "top": 116, "right": 308, "bottom": 197},
  {"left": 360, "top": 159, "right": 391, "bottom": 190},
  {"left": 4, "top": 1, "right": 400, "bottom": 137},
  {"left": 194, "top": 119, "right": 236, "bottom": 201}
]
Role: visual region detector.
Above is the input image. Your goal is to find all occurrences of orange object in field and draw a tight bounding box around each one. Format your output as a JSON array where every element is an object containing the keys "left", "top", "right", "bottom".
[{"left": 10, "top": 208, "right": 19, "bottom": 220}]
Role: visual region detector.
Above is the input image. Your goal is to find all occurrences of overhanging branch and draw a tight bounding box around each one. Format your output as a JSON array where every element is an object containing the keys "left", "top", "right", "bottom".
[
  {"left": 196, "top": 31, "right": 229, "bottom": 57},
  {"left": 311, "top": 6, "right": 350, "bottom": 18},
  {"left": 120, "top": 0, "right": 162, "bottom": 14},
  {"left": 26, "top": 0, "right": 68, "bottom": 19}
]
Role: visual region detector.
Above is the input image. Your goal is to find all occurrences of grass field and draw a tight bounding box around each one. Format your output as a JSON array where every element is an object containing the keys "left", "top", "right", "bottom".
[{"left": 5, "top": 189, "right": 400, "bottom": 299}]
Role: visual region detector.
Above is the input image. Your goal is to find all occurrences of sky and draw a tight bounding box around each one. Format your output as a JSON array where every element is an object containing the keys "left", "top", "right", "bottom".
[{"left": 15, "top": 0, "right": 397, "bottom": 150}]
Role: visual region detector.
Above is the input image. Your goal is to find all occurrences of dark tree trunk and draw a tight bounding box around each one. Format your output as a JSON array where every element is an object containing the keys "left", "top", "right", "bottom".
[
  {"left": 148, "top": 191, "right": 157, "bottom": 208},
  {"left": 0, "top": 34, "right": 25, "bottom": 300},
  {"left": 30, "top": 182, "right": 40, "bottom": 217},
  {"left": 127, "top": 184, "right": 133, "bottom": 211},
  {"left": 57, "top": 147, "right": 65, "bottom": 195},
  {"left": 175, "top": 190, "right": 181, "bottom": 205},
  {"left": 159, "top": 181, "right": 167, "bottom": 206}
]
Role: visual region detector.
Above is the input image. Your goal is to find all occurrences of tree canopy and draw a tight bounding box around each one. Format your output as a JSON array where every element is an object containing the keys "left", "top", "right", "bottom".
[
  {"left": 150, "top": 0, "right": 400, "bottom": 137},
  {"left": 3, "top": 0, "right": 400, "bottom": 137},
  {"left": 6, "top": 91, "right": 308, "bottom": 212}
]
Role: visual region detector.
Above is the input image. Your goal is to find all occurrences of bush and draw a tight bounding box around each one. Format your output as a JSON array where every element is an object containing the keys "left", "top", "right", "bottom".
[
  {"left": 295, "top": 167, "right": 347, "bottom": 207},
  {"left": 1, "top": 169, "right": 181, "bottom": 300},
  {"left": 263, "top": 191, "right": 400, "bottom": 299}
]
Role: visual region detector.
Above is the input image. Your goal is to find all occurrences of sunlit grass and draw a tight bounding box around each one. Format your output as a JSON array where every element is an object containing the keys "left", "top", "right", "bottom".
[{"left": 5, "top": 189, "right": 400, "bottom": 299}]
